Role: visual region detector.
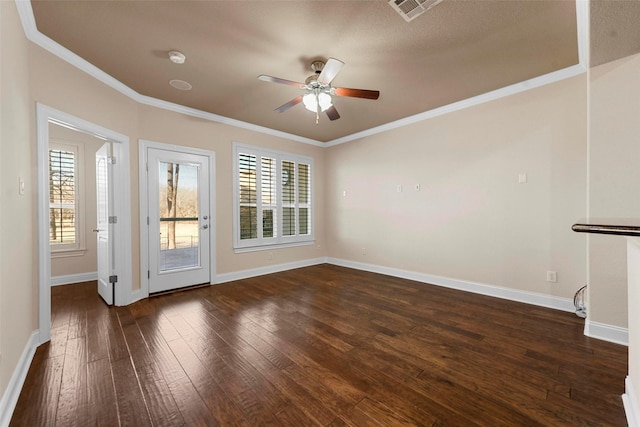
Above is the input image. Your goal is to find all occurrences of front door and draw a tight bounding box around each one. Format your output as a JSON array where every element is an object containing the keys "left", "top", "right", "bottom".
[
  {"left": 147, "top": 148, "right": 211, "bottom": 293},
  {"left": 96, "top": 142, "right": 113, "bottom": 304}
]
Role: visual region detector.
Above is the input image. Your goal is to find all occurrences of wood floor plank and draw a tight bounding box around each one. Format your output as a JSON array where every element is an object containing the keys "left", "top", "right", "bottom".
[
  {"left": 111, "top": 357, "right": 153, "bottom": 426},
  {"left": 86, "top": 306, "right": 110, "bottom": 363},
  {"left": 166, "top": 375, "right": 221, "bottom": 427},
  {"left": 135, "top": 363, "right": 185, "bottom": 427},
  {"left": 106, "top": 307, "right": 129, "bottom": 362},
  {"left": 9, "top": 352, "right": 64, "bottom": 426},
  {"left": 86, "top": 358, "right": 119, "bottom": 426},
  {"left": 10, "top": 266, "right": 628, "bottom": 426},
  {"left": 136, "top": 317, "right": 188, "bottom": 385},
  {"left": 166, "top": 336, "right": 251, "bottom": 426},
  {"left": 55, "top": 337, "right": 89, "bottom": 426}
]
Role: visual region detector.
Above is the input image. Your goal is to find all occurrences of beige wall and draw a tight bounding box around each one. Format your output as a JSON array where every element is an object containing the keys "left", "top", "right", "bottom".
[
  {"left": 49, "top": 123, "right": 103, "bottom": 278},
  {"left": 28, "top": 40, "right": 327, "bottom": 292},
  {"left": 2, "top": 0, "right": 638, "bottom": 410},
  {"left": 326, "top": 75, "right": 588, "bottom": 300},
  {"left": 137, "top": 106, "right": 326, "bottom": 277},
  {"left": 588, "top": 53, "right": 640, "bottom": 328},
  {"left": 0, "top": 0, "right": 38, "bottom": 396}
]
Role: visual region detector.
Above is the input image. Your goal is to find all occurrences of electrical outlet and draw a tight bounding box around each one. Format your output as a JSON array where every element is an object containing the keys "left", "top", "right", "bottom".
[
  {"left": 518, "top": 173, "right": 527, "bottom": 184},
  {"left": 546, "top": 271, "right": 557, "bottom": 283},
  {"left": 362, "top": 247, "right": 367, "bottom": 255}
]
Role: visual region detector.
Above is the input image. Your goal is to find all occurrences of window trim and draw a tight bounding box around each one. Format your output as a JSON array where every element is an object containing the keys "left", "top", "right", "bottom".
[
  {"left": 233, "top": 142, "right": 314, "bottom": 252},
  {"left": 49, "top": 139, "right": 86, "bottom": 256}
]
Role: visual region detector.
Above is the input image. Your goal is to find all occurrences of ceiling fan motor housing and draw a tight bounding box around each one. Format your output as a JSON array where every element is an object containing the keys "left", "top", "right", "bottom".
[{"left": 310, "top": 60, "right": 325, "bottom": 74}]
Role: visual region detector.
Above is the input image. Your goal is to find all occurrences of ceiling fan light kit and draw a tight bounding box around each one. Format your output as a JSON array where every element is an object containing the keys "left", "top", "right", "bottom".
[
  {"left": 258, "top": 57, "right": 380, "bottom": 124},
  {"left": 303, "top": 92, "right": 332, "bottom": 112}
]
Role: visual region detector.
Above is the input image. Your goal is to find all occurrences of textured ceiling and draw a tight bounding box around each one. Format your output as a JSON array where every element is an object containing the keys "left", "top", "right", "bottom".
[
  {"left": 27, "top": 1, "right": 639, "bottom": 143},
  {"left": 590, "top": 0, "right": 640, "bottom": 67}
]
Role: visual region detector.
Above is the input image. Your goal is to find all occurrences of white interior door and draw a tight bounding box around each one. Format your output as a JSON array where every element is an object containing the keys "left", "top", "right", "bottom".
[
  {"left": 148, "top": 148, "right": 210, "bottom": 293},
  {"left": 96, "top": 142, "right": 113, "bottom": 304}
]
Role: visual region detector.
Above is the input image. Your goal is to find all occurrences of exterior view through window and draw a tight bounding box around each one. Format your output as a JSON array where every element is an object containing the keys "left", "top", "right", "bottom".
[{"left": 49, "top": 145, "right": 78, "bottom": 248}]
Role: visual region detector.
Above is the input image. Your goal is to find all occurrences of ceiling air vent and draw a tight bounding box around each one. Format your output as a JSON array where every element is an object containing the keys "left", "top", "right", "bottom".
[{"left": 389, "top": 0, "right": 444, "bottom": 22}]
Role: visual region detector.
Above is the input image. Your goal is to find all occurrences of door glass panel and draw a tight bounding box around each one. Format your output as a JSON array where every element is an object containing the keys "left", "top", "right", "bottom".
[{"left": 158, "top": 161, "right": 200, "bottom": 271}]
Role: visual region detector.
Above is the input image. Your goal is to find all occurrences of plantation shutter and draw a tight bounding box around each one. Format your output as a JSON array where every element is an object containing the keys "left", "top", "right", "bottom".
[
  {"left": 49, "top": 148, "right": 77, "bottom": 245},
  {"left": 282, "top": 160, "right": 295, "bottom": 236},
  {"left": 238, "top": 153, "right": 257, "bottom": 240},
  {"left": 298, "top": 163, "right": 311, "bottom": 236},
  {"left": 261, "top": 156, "right": 277, "bottom": 238}
]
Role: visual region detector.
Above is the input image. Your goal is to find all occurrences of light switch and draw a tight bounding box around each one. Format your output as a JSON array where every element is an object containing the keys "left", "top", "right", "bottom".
[
  {"left": 518, "top": 173, "right": 527, "bottom": 184},
  {"left": 18, "top": 177, "right": 25, "bottom": 195},
  {"left": 397, "top": 184, "right": 403, "bottom": 193}
]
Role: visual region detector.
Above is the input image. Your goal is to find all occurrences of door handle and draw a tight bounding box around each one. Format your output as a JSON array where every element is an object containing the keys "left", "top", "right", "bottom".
[{"left": 92, "top": 229, "right": 104, "bottom": 233}]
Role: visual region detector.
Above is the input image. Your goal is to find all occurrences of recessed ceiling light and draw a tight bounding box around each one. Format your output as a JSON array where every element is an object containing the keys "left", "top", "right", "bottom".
[
  {"left": 168, "top": 50, "right": 186, "bottom": 64},
  {"left": 169, "top": 79, "right": 192, "bottom": 91}
]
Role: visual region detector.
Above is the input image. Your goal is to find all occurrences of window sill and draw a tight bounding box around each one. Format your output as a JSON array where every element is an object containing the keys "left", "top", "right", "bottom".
[
  {"left": 51, "top": 248, "right": 87, "bottom": 259},
  {"left": 234, "top": 240, "right": 314, "bottom": 254}
]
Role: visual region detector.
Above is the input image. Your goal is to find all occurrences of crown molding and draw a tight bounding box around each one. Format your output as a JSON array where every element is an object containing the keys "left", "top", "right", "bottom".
[
  {"left": 324, "top": 63, "right": 586, "bottom": 147},
  {"left": 14, "top": 0, "right": 323, "bottom": 147},
  {"left": 15, "top": 0, "right": 588, "bottom": 148}
]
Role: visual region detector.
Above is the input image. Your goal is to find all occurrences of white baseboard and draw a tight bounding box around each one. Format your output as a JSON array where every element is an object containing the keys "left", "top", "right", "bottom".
[
  {"left": 50, "top": 271, "right": 97, "bottom": 286},
  {"left": 584, "top": 320, "right": 629, "bottom": 346},
  {"left": 327, "top": 258, "right": 575, "bottom": 312},
  {"left": 215, "top": 257, "right": 328, "bottom": 284},
  {"left": 0, "top": 330, "right": 40, "bottom": 427},
  {"left": 624, "top": 376, "right": 639, "bottom": 427}
]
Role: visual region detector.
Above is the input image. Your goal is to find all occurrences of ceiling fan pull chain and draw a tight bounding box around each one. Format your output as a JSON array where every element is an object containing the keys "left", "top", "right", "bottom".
[{"left": 316, "top": 93, "right": 321, "bottom": 125}]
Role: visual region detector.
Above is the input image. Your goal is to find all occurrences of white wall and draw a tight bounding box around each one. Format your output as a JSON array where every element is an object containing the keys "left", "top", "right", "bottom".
[{"left": 326, "top": 75, "right": 588, "bottom": 301}]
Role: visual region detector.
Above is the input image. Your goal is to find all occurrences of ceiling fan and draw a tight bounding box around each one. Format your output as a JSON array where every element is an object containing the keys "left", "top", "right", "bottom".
[{"left": 258, "top": 58, "right": 380, "bottom": 124}]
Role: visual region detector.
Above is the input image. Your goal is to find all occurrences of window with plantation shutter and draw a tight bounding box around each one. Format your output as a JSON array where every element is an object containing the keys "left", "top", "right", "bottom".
[
  {"left": 238, "top": 153, "right": 257, "bottom": 240},
  {"left": 234, "top": 143, "right": 314, "bottom": 251},
  {"left": 49, "top": 141, "right": 85, "bottom": 255}
]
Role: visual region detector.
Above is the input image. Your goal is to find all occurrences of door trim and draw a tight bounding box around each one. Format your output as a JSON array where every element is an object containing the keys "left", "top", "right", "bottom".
[
  {"left": 138, "top": 140, "right": 216, "bottom": 298},
  {"left": 36, "top": 103, "right": 133, "bottom": 343}
]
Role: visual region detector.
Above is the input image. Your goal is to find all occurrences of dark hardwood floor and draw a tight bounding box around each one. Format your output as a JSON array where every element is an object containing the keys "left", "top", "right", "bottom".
[{"left": 10, "top": 264, "right": 628, "bottom": 426}]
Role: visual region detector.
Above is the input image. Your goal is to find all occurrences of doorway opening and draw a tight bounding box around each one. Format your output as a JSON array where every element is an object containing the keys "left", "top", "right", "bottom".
[{"left": 36, "top": 104, "right": 132, "bottom": 343}]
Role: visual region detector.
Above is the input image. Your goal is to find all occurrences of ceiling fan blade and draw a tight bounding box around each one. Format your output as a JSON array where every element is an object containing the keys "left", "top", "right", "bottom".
[
  {"left": 334, "top": 87, "right": 380, "bottom": 100},
  {"left": 325, "top": 105, "right": 340, "bottom": 121},
  {"left": 258, "top": 75, "right": 305, "bottom": 88},
  {"left": 317, "top": 58, "right": 344, "bottom": 85},
  {"left": 275, "top": 96, "right": 303, "bottom": 113}
]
